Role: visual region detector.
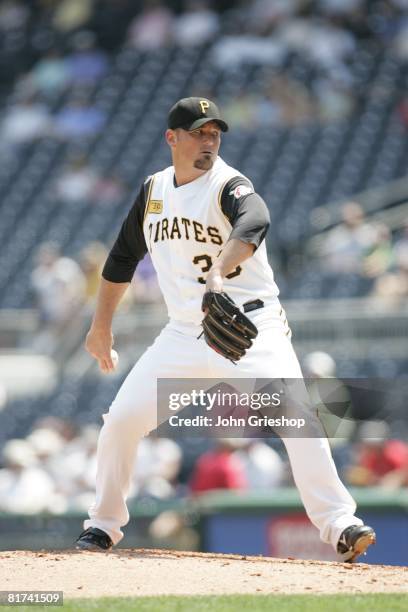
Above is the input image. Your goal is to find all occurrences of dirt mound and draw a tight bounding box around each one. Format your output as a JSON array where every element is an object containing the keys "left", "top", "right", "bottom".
[{"left": 1, "top": 549, "right": 406, "bottom": 599}]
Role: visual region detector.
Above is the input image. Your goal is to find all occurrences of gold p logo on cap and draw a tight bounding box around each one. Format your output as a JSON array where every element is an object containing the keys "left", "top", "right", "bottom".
[{"left": 199, "top": 100, "right": 210, "bottom": 114}]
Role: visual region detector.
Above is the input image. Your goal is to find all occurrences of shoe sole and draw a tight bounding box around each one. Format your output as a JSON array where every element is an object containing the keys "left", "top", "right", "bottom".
[{"left": 348, "top": 531, "right": 376, "bottom": 562}]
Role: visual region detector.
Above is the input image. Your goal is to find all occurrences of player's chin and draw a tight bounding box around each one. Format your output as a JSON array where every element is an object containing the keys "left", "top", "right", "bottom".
[{"left": 194, "top": 154, "right": 214, "bottom": 171}]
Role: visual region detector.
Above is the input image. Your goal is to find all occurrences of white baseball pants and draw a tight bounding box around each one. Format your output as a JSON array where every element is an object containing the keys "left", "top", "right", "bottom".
[{"left": 84, "top": 303, "right": 363, "bottom": 549}]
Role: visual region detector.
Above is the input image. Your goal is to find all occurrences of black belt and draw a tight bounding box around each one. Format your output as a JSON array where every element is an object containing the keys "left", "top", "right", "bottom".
[{"left": 243, "top": 299, "right": 264, "bottom": 313}]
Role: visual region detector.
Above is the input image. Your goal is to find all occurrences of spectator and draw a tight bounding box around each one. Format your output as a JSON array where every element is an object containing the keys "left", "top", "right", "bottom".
[
  {"left": 54, "top": 97, "right": 106, "bottom": 141},
  {"left": 0, "top": 439, "right": 65, "bottom": 514},
  {"left": 398, "top": 98, "right": 408, "bottom": 128},
  {"left": 79, "top": 241, "right": 109, "bottom": 302},
  {"left": 319, "top": 201, "right": 377, "bottom": 274},
  {"left": 173, "top": 1, "right": 220, "bottom": 47},
  {"left": 278, "top": 15, "right": 356, "bottom": 79},
  {"left": 318, "top": 0, "right": 364, "bottom": 16},
  {"left": 55, "top": 160, "right": 125, "bottom": 208},
  {"left": 234, "top": 440, "right": 284, "bottom": 489},
  {"left": 222, "top": 87, "right": 287, "bottom": 130},
  {"left": 0, "top": 96, "right": 52, "bottom": 149},
  {"left": 393, "top": 222, "right": 408, "bottom": 264},
  {"left": 346, "top": 421, "right": 408, "bottom": 489},
  {"left": 315, "top": 78, "right": 355, "bottom": 122},
  {"left": 32, "top": 416, "right": 78, "bottom": 444},
  {"left": 190, "top": 439, "right": 247, "bottom": 493},
  {"left": 372, "top": 255, "right": 408, "bottom": 303},
  {"left": 28, "top": 48, "right": 70, "bottom": 98},
  {"left": 132, "top": 437, "right": 183, "bottom": 499},
  {"left": 268, "top": 75, "right": 315, "bottom": 125},
  {"left": 66, "top": 31, "right": 109, "bottom": 86},
  {"left": 211, "top": 34, "right": 286, "bottom": 69},
  {"left": 130, "top": 254, "right": 162, "bottom": 303},
  {"left": 48, "top": 424, "right": 100, "bottom": 510},
  {"left": 249, "top": 0, "right": 298, "bottom": 34},
  {"left": 149, "top": 510, "right": 199, "bottom": 551},
  {"left": 53, "top": 155, "right": 99, "bottom": 204},
  {"left": 362, "top": 223, "right": 394, "bottom": 279},
  {"left": 275, "top": 15, "right": 314, "bottom": 57},
  {"left": 0, "top": 0, "right": 29, "bottom": 32},
  {"left": 27, "top": 427, "right": 65, "bottom": 462},
  {"left": 31, "top": 242, "right": 87, "bottom": 330},
  {"left": 306, "top": 19, "right": 356, "bottom": 77},
  {"left": 222, "top": 92, "right": 261, "bottom": 130},
  {"left": 372, "top": 222, "right": 408, "bottom": 302},
  {"left": 26, "top": 428, "right": 67, "bottom": 498},
  {"left": 52, "top": 0, "right": 94, "bottom": 34},
  {"left": 392, "top": 13, "right": 408, "bottom": 60},
  {"left": 91, "top": 173, "right": 126, "bottom": 207},
  {"left": 256, "top": 92, "right": 284, "bottom": 126},
  {"left": 127, "top": 0, "right": 174, "bottom": 50}
]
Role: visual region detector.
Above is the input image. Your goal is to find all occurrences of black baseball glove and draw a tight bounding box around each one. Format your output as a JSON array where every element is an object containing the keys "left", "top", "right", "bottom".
[{"left": 199, "top": 291, "right": 258, "bottom": 363}]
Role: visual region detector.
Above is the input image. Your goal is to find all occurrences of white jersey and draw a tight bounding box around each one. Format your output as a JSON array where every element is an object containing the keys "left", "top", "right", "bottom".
[{"left": 142, "top": 157, "right": 279, "bottom": 324}]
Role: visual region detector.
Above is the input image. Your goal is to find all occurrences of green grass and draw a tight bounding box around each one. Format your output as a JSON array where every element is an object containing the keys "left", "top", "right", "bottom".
[{"left": 10, "top": 594, "right": 407, "bottom": 612}]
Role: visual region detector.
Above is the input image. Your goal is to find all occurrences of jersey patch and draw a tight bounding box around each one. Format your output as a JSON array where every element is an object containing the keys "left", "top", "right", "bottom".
[
  {"left": 229, "top": 184, "right": 253, "bottom": 199},
  {"left": 148, "top": 200, "right": 163, "bottom": 214}
]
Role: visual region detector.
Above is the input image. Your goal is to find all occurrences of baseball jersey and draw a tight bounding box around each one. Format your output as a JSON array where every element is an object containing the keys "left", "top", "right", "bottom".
[{"left": 103, "top": 156, "right": 280, "bottom": 324}]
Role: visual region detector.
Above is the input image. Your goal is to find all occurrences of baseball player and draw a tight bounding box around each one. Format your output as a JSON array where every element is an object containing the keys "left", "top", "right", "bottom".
[{"left": 75, "top": 97, "right": 376, "bottom": 562}]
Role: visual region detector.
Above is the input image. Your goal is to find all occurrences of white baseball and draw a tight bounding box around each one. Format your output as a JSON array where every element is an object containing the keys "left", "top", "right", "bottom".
[{"left": 111, "top": 349, "right": 119, "bottom": 368}]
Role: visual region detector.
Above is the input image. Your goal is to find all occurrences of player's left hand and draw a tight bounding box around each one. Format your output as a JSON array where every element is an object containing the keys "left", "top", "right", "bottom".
[{"left": 205, "top": 270, "right": 223, "bottom": 305}]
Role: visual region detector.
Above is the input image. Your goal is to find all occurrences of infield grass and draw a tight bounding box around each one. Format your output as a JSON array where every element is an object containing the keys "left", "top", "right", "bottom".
[{"left": 13, "top": 593, "right": 407, "bottom": 611}]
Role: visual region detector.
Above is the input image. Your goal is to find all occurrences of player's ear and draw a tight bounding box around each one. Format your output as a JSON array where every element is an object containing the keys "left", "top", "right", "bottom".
[{"left": 166, "top": 129, "right": 177, "bottom": 147}]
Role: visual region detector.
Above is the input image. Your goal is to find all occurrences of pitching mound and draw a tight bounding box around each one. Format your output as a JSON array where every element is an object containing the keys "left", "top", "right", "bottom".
[{"left": 1, "top": 549, "right": 406, "bottom": 599}]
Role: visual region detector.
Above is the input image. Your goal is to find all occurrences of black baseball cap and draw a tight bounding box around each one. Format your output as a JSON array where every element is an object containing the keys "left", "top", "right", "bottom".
[{"left": 168, "top": 97, "right": 229, "bottom": 132}]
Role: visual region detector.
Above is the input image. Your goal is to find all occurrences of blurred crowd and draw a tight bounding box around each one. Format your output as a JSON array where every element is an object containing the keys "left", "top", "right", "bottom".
[
  {"left": 1, "top": 24, "right": 110, "bottom": 151},
  {"left": 2, "top": 0, "right": 408, "bottom": 152},
  {"left": 0, "top": 416, "right": 184, "bottom": 515},
  {"left": 0, "top": 0, "right": 407, "bottom": 274},
  {"left": 0, "top": 0, "right": 399, "bottom": 334},
  {"left": 0, "top": 409, "right": 406, "bottom": 516},
  {"left": 29, "top": 238, "right": 161, "bottom": 351},
  {"left": 317, "top": 201, "right": 408, "bottom": 302}
]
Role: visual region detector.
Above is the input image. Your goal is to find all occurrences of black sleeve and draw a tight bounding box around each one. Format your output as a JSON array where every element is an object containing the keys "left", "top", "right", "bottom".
[
  {"left": 220, "top": 176, "right": 270, "bottom": 250},
  {"left": 102, "top": 177, "right": 151, "bottom": 283}
]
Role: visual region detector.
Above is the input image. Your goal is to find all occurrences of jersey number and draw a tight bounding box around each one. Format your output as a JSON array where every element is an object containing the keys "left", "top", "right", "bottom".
[{"left": 193, "top": 254, "right": 242, "bottom": 285}]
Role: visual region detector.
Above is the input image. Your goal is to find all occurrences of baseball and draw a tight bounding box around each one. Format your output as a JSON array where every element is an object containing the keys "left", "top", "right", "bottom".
[{"left": 111, "top": 349, "right": 119, "bottom": 368}]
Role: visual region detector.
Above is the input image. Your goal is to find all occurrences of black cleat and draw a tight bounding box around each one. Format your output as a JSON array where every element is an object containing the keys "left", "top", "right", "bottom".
[
  {"left": 75, "top": 527, "right": 113, "bottom": 552},
  {"left": 337, "top": 524, "right": 376, "bottom": 563}
]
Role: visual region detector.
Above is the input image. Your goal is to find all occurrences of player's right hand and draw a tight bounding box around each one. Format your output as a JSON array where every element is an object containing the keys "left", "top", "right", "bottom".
[{"left": 85, "top": 326, "right": 115, "bottom": 374}]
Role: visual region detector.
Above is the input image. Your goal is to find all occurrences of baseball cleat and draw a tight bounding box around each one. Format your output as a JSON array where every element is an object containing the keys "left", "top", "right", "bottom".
[
  {"left": 75, "top": 527, "right": 113, "bottom": 552},
  {"left": 337, "top": 524, "right": 376, "bottom": 563}
]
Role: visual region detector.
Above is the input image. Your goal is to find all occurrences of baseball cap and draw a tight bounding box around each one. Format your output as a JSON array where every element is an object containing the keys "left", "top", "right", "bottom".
[{"left": 168, "top": 97, "right": 229, "bottom": 132}]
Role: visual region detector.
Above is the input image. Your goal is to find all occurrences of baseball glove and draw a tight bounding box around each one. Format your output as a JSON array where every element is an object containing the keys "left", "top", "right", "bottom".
[{"left": 200, "top": 291, "right": 258, "bottom": 363}]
